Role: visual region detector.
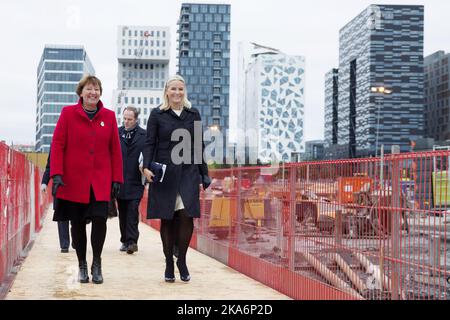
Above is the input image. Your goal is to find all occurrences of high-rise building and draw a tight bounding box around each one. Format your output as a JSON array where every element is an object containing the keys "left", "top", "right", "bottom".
[
  {"left": 337, "top": 4, "right": 424, "bottom": 157},
  {"left": 177, "top": 3, "right": 231, "bottom": 131},
  {"left": 301, "top": 140, "right": 325, "bottom": 161},
  {"left": 240, "top": 44, "right": 305, "bottom": 163},
  {"left": 424, "top": 51, "right": 450, "bottom": 142},
  {"left": 324, "top": 68, "right": 339, "bottom": 149},
  {"left": 35, "top": 45, "right": 95, "bottom": 152},
  {"left": 113, "top": 25, "right": 170, "bottom": 128}
]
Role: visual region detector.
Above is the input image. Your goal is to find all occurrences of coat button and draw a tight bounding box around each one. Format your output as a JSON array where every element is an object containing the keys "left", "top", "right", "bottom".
[{"left": 90, "top": 150, "right": 94, "bottom": 155}]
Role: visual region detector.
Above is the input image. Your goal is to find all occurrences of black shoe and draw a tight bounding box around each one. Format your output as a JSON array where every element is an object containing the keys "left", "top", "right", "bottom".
[
  {"left": 120, "top": 243, "right": 127, "bottom": 252},
  {"left": 78, "top": 260, "right": 89, "bottom": 283},
  {"left": 127, "top": 243, "right": 138, "bottom": 254},
  {"left": 61, "top": 248, "right": 69, "bottom": 253},
  {"left": 176, "top": 260, "right": 191, "bottom": 282},
  {"left": 91, "top": 257, "right": 103, "bottom": 284},
  {"left": 165, "top": 259, "right": 175, "bottom": 283}
]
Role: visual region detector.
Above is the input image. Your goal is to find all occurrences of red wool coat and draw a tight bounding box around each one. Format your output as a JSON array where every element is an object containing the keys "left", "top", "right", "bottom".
[{"left": 50, "top": 99, "right": 123, "bottom": 203}]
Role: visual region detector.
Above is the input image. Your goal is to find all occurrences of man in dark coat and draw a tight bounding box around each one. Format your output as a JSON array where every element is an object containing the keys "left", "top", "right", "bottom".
[
  {"left": 41, "top": 149, "right": 71, "bottom": 253},
  {"left": 117, "top": 106, "right": 147, "bottom": 254}
]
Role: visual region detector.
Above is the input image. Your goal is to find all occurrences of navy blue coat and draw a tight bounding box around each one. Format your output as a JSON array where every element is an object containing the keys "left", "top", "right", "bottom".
[
  {"left": 143, "top": 106, "right": 208, "bottom": 219},
  {"left": 117, "top": 126, "right": 146, "bottom": 200}
]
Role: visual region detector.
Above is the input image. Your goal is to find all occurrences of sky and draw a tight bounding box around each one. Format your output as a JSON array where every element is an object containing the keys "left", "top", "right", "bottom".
[{"left": 0, "top": 0, "right": 448, "bottom": 146}]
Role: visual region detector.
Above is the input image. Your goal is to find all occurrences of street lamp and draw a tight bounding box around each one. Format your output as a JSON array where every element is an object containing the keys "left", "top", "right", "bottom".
[{"left": 371, "top": 86, "right": 392, "bottom": 157}]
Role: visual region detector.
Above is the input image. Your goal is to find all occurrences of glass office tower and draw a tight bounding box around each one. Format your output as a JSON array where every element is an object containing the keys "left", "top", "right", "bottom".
[{"left": 36, "top": 45, "right": 95, "bottom": 152}]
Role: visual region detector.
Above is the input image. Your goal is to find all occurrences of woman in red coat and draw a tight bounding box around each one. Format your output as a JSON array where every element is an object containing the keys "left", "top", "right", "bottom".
[{"left": 50, "top": 75, "right": 123, "bottom": 284}]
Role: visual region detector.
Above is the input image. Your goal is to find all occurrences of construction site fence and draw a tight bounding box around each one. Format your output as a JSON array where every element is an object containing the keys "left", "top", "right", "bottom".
[
  {"left": 141, "top": 151, "right": 450, "bottom": 300},
  {"left": 0, "top": 142, "right": 52, "bottom": 294}
]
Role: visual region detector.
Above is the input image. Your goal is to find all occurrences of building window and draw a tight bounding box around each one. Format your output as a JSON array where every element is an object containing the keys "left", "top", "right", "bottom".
[
  {"left": 131, "top": 97, "right": 135, "bottom": 104},
  {"left": 144, "top": 97, "right": 148, "bottom": 104},
  {"left": 156, "top": 98, "right": 160, "bottom": 105},
  {"left": 157, "top": 31, "right": 160, "bottom": 37},
  {"left": 138, "top": 97, "right": 141, "bottom": 104},
  {"left": 163, "top": 31, "right": 166, "bottom": 37},
  {"left": 117, "top": 107, "right": 121, "bottom": 115}
]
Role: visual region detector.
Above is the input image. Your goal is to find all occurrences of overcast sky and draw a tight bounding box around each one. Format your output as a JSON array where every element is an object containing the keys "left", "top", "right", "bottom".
[{"left": 0, "top": 0, "right": 448, "bottom": 145}]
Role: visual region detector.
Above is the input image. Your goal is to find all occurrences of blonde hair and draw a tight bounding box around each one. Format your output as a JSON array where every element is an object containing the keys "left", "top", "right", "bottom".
[
  {"left": 76, "top": 74, "right": 102, "bottom": 96},
  {"left": 159, "top": 75, "right": 192, "bottom": 111}
]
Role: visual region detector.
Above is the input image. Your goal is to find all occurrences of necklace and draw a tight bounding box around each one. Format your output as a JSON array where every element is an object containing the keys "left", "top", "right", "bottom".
[{"left": 83, "top": 104, "right": 97, "bottom": 113}]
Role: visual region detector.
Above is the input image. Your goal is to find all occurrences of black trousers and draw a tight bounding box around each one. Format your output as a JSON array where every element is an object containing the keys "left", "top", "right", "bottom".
[
  {"left": 117, "top": 198, "right": 141, "bottom": 245},
  {"left": 57, "top": 221, "right": 70, "bottom": 249}
]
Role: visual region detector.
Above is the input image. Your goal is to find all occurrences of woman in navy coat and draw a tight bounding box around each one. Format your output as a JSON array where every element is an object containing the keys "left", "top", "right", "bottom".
[{"left": 143, "top": 75, "right": 211, "bottom": 282}]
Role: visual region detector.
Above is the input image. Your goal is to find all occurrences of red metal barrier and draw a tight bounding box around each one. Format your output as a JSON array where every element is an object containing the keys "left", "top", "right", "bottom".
[
  {"left": 140, "top": 151, "right": 450, "bottom": 300},
  {"left": 0, "top": 143, "right": 8, "bottom": 284},
  {"left": 0, "top": 142, "right": 50, "bottom": 292}
]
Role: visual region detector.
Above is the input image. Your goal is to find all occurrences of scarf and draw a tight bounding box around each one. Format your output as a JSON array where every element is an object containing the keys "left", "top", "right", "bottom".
[{"left": 121, "top": 125, "right": 138, "bottom": 142}]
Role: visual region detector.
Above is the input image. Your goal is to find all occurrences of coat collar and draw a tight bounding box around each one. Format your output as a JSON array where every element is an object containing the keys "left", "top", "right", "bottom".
[
  {"left": 119, "top": 126, "right": 146, "bottom": 146},
  {"left": 75, "top": 98, "right": 105, "bottom": 120},
  {"left": 158, "top": 105, "right": 195, "bottom": 121},
  {"left": 157, "top": 105, "right": 196, "bottom": 114}
]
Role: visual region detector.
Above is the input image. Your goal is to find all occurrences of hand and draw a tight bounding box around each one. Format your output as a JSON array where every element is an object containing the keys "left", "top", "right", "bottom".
[
  {"left": 111, "top": 182, "right": 121, "bottom": 198},
  {"left": 143, "top": 168, "right": 155, "bottom": 183},
  {"left": 40, "top": 184, "right": 47, "bottom": 193},
  {"left": 202, "top": 175, "right": 212, "bottom": 190},
  {"left": 52, "top": 175, "right": 65, "bottom": 196}
]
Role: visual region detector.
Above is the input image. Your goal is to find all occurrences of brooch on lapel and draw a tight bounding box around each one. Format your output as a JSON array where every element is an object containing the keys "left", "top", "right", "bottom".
[{"left": 100, "top": 121, "right": 105, "bottom": 127}]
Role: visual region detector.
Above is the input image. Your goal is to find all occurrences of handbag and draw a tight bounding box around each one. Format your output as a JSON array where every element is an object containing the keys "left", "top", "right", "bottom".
[{"left": 108, "top": 198, "right": 118, "bottom": 219}]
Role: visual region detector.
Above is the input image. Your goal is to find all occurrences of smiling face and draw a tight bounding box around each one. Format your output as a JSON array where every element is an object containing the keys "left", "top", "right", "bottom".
[
  {"left": 165, "top": 80, "right": 185, "bottom": 109},
  {"left": 80, "top": 82, "right": 101, "bottom": 108}
]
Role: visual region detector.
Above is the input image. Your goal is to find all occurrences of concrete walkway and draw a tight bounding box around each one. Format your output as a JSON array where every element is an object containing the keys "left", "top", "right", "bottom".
[{"left": 6, "top": 208, "right": 290, "bottom": 300}]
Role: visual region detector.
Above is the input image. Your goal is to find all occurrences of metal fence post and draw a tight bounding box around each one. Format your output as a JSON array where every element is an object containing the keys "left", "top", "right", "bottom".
[
  {"left": 288, "top": 166, "right": 296, "bottom": 271},
  {"left": 391, "top": 146, "right": 401, "bottom": 300},
  {"left": 235, "top": 169, "right": 242, "bottom": 248}
]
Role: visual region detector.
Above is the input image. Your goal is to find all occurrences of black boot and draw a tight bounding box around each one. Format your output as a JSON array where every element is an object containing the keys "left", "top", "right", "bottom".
[
  {"left": 78, "top": 260, "right": 89, "bottom": 283},
  {"left": 91, "top": 257, "right": 103, "bottom": 284},
  {"left": 176, "top": 259, "right": 191, "bottom": 282},
  {"left": 165, "top": 259, "right": 175, "bottom": 282}
]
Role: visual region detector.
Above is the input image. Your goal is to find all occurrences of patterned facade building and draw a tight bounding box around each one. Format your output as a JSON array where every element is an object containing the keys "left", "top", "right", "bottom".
[
  {"left": 242, "top": 50, "right": 305, "bottom": 162},
  {"left": 324, "top": 68, "right": 339, "bottom": 149},
  {"left": 337, "top": 4, "right": 424, "bottom": 157}
]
